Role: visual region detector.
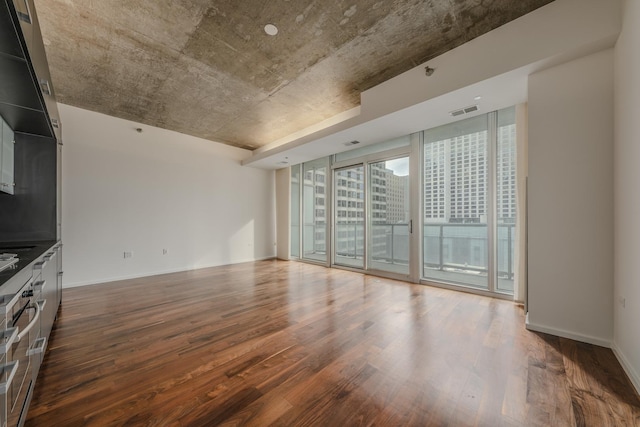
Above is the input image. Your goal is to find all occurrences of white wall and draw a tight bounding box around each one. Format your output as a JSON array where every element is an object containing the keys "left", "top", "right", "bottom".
[
  {"left": 527, "top": 49, "right": 614, "bottom": 346},
  {"left": 60, "top": 104, "right": 276, "bottom": 287},
  {"left": 613, "top": 0, "right": 640, "bottom": 393}
]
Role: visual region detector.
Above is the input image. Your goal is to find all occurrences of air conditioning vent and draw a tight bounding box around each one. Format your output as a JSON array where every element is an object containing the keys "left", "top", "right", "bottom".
[
  {"left": 449, "top": 104, "right": 479, "bottom": 117},
  {"left": 344, "top": 140, "right": 360, "bottom": 146}
]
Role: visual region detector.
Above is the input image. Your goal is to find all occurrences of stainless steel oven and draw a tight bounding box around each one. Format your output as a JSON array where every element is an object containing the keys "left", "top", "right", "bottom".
[{"left": 0, "top": 277, "right": 43, "bottom": 427}]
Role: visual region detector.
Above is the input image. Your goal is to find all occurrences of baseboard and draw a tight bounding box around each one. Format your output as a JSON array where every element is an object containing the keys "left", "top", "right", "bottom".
[
  {"left": 611, "top": 344, "right": 640, "bottom": 396},
  {"left": 64, "top": 267, "right": 193, "bottom": 288},
  {"left": 63, "top": 256, "right": 277, "bottom": 288},
  {"left": 524, "top": 314, "right": 612, "bottom": 348}
]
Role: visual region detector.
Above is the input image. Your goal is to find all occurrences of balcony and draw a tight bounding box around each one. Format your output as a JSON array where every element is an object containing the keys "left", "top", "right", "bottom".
[
  {"left": 424, "top": 223, "right": 515, "bottom": 293},
  {"left": 298, "top": 222, "right": 515, "bottom": 294}
]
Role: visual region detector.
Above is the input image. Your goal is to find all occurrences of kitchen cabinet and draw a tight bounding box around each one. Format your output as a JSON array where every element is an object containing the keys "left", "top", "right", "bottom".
[
  {"left": 54, "top": 245, "right": 62, "bottom": 306},
  {"left": 0, "top": 0, "right": 63, "bottom": 423},
  {"left": 0, "top": 242, "right": 60, "bottom": 427},
  {"left": 11, "top": 0, "right": 32, "bottom": 53},
  {"left": 0, "top": 2, "right": 22, "bottom": 58},
  {"left": 0, "top": 0, "right": 62, "bottom": 240},
  {"left": 0, "top": 0, "right": 60, "bottom": 141},
  {"left": 26, "top": 0, "right": 61, "bottom": 141},
  {"left": 0, "top": 115, "right": 14, "bottom": 195},
  {"left": 34, "top": 247, "right": 57, "bottom": 341}
]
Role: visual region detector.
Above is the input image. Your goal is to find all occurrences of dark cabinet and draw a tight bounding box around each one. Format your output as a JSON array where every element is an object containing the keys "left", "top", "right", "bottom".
[
  {"left": 0, "top": 0, "right": 60, "bottom": 141},
  {"left": 0, "top": 55, "right": 41, "bottom": 110},
  {"left": 0, "top": 2, "right": 22, "bottom": 58},
  {"left": 11, "top": 0, "right": 33, "bottom": 47},
  {"left": 25, "top": 0, "right": 61, "bottom": 141}
]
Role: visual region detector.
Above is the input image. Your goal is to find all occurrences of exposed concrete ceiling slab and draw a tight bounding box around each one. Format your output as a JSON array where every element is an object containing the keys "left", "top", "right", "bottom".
[{"left": 34, "top": 0, "right": 554, "bottom": 150}]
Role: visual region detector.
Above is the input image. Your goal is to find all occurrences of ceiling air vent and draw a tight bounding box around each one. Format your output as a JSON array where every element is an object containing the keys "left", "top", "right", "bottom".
[
  {"left": 449, "top": 104, "right": 479, "bottom": 117},
  {"left": 344, "top": 140, "right": 360, "bottom": 146}
]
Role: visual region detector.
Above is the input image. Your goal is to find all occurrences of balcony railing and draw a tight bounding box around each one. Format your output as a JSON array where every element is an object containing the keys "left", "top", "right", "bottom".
[
  {"left": 423, "top": 223, "right": 515, "bottom": 280},
  {"left": 299, "top": 222, "right": 515, "bottom": 283},
  {"left": 332, "top": 223, "right": 410, "bottom": 266}
]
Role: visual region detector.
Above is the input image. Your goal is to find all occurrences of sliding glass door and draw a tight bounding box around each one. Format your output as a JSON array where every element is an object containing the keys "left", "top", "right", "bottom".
[
  {"left": 368, "top": 157, "right": 410, "bottom": 275},
  {"left": 331, "top": 154, "right": 411, "bottom": 277},
  {"left": 333, "top": 165, "right": 365, "bottom": 268}
]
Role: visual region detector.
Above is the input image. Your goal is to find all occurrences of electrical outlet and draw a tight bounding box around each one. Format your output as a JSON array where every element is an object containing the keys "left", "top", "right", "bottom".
[{"left": 124, "top": 251, "right": 133, "bottom": 259}]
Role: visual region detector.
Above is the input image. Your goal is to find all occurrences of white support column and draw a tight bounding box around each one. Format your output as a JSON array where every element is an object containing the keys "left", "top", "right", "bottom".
[{"left": 275, "top": 167, "right": 291, "bottom": 260}]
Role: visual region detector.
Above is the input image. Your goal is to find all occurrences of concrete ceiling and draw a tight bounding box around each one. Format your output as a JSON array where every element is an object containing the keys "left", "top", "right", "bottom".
[{"left": 34, "top": 0, "right": 553, "bottom": 151}]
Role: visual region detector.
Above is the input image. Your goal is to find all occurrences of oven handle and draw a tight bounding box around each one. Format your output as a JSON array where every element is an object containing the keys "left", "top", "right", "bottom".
[
  {"left": 16, "top": 300, "right": 43, "bottom": 342},
  {"left": 0, "top": 361, "right": 19, "bottom": 395}
]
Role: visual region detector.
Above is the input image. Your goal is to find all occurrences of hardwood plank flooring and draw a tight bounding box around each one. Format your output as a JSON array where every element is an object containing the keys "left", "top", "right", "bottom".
[{"left": 25, "top": 260, "right": 640, "bottom": 426}]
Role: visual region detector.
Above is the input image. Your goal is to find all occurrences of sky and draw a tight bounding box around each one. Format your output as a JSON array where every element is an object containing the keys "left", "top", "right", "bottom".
[{"left": 385, "top": 157, "right": 409, "bottom": 176}]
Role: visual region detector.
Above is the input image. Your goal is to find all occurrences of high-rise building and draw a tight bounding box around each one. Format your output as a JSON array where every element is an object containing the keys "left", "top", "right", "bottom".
[
  {"left": 497, "top": 123, "right": 517, "bottom": 223},
  {"left": 424, "top": 124, "right": 516, "bottom": 224}
]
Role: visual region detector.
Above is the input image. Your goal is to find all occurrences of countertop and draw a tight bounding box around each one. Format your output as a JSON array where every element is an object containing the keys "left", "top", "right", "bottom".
[{"left": 0, "top": 240, "right": 59, "bottom": 296}]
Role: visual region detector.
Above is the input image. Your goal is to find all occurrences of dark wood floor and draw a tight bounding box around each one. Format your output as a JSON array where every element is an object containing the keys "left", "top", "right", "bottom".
[{"left": 26, "top": 260, "right": 640, "bottom": 426}]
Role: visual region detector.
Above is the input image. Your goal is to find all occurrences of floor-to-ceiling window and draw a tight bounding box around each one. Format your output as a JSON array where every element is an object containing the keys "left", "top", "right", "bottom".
[
  {"left": 290, "top": 108, "right": 518, "bottom": 296},
  {"left": 496, "top": 107, "right": 517, "bottom": 293},
  {"left": 330, "top": 137, "right": 411, "bottom": 277},
  {"left": 290, "top": 164, "right": 301, "bottom": 258},
  {"left": 423, "top": 114, "right": 490, "bottom": 289},
  {"left": 422, "top": 107, "right": 515, "bottom": 295},
  {"left": 368, "top": 157, "right": 410, "bottom": 275},
  {"left": 333, "top": 165, "right": 365, "bottom": 268},
  {"left": 302, "top": 158, "right": 329, "bottom": 263}
]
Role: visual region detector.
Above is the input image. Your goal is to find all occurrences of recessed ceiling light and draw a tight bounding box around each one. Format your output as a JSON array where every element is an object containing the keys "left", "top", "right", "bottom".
[
  {"left": 264, "top": 24, "right": 278, "bottom": 36},
  {"left": 474, "top": 96, "right": 482, "bottom": 101}
]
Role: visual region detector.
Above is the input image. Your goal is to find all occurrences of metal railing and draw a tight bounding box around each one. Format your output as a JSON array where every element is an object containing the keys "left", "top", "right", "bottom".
[
  {"left": 334, "top": 223, "right": 364, "bottom": 259},
  {"left": 299, "top": 222, "right": 515, "bottom": 279},
  {"left": 423, "top": 223, "right": 515, "bottom": 279},
  {"left": 333, "top": 223, "right": 409, "bottom": 266},
  {"left": 302, "top": 223, "right": 327, "bottom": 259},
  {"left": 369, "top": 223, "right": 409, "bottom": 265}
]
